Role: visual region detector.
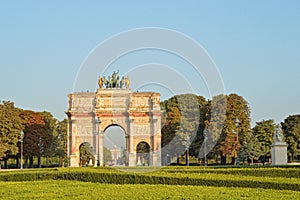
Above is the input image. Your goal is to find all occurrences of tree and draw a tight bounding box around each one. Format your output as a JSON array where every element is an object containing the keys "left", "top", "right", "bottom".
[
  {"left": 218, "top": 94, "right": 251, "bottom": 165},
  {"left": 281, "top": 115, "right": 300, "bottom": 161},
  {"left": 56, "top": 119, "right": 68, "bottom": 167},
  {"left": 161, "top": 94, "right": 203, "bottom": 165},
  {"left": 40, "top": 111, "right": 57, "bottom": 155},
  {"left": 39, "top": 111, "right": 57, "bottom": 167},
  {"left": 207, "top": 94, "right": 227, "bottom": 164},
  {"left": 0, "top": 101, "right": 23, "bottom": 168},
  {"left": 252, "top": 119, "right": 275, "bottom": 163},
  {"left": 19, "top": 110, "right": 47, "bottom": 168},
  {"left": 239, "top": 132, "right": 264, "bottom": 165}
]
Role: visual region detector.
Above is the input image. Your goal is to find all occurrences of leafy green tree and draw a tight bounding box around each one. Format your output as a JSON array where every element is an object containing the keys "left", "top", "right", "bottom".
[
  {"left": 0, "top": 101, "right": 23, "bottom": 168},
  {"left": 207, "top": 94, "right": 227, "bottom": 164},
  {"left": 189, "top": 96, "right": 210, "bottom": 160},
  {"left": 281, "top": 115, "right": 300, "bottom": 161},
  {"left": 161, "top": 94, "right": 203, "bottom": 165},
  {"left": 252, "top": 119, "right": 275, "bottom": 163},
  {"left": 239, "top": 133, "right": 264, "bottom": 165},
  {"left": 40, "top": 111, "right": 57, "bottom": 155},
  {"left": 39, "top": 111, "right": 57, "bottom": 167},
  {"left": 56, "top": 119, "right": 68, "bottom": 167}
]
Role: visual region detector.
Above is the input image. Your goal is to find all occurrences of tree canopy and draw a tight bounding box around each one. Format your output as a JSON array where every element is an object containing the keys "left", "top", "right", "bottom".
[
  {"left": 0, "top": 101, "right": 23, "bottom": 163},
  {"left": 281, "top": 115, "right": 300, "bottom": 161}
]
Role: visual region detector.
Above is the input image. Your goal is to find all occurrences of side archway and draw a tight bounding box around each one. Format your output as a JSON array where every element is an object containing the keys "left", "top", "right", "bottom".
[
  {"left": 79, "top": 142, "right": 94, "bottom": 166},
  {"left": 136, "top": 141, "right": 150, "bottom": 166}
]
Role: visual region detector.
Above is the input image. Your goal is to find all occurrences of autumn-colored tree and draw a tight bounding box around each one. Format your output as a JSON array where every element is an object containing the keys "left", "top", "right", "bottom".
[
  {"left": 0, "top": 101, "right": 23, "bottom": 168},
  {"left": 212, "top": 94, "right": 251, "bottom": 165},
  {"left": 19, "top": 110, "right": 48, "bottom": 168}
]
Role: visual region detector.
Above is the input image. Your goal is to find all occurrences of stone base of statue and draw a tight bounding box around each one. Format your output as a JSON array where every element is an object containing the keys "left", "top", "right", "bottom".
[
  {"left": 136, "top": 156, "right": 142, "bottom": 166},
  {"left": 152, "top": 152, "right": 161, "bottom": 166},
  {"left": 128, "top": 153, "right": 136, "bottom": 166},
  {"left": 271, "top": 142, "right": 288, "bottom": 165}
]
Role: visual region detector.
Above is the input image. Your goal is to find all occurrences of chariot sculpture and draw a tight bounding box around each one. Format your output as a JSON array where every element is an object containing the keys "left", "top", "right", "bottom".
[{"left": 98, "top": 70, "right": 130, "bottom": 89}]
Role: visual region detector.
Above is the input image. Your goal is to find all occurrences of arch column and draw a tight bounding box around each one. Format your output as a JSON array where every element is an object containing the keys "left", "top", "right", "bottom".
[
  {"left": 99, "top": 130, "right": 104, "bottom": 166},
  {"left": 93, "top": 130, "right": 99, "bottom": 167},
  {"left": 128, "top": 119, "right": 136, "bottom": 166}
]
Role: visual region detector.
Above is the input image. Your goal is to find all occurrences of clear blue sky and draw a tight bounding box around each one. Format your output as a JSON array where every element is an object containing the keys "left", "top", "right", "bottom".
[{"left": 0, "top": 1, "right": 299, "bottom": 126}]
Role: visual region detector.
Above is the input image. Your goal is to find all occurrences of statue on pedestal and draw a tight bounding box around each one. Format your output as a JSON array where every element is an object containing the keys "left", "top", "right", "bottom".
[
  {"left": 271, "top": 124, "right": 288, "bottom": 165},
  {"left": 273, "top": 124, "right": 284, "bottom": 143}
]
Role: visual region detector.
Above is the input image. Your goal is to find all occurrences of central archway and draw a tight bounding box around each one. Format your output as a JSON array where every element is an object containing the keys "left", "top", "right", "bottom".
[{"left": 103, "top": 125, "right": 126, "bottom": 166}]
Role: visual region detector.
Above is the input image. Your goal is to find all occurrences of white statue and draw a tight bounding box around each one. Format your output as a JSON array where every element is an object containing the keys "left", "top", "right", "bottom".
[{"left": 273, "top": 124, "right": 284, "bottom": 143}]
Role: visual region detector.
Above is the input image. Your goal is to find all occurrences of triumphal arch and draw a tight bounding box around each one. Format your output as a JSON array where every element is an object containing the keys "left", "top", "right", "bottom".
[{"left": 66, "top": 71, "right": 162, "bottom": 167}]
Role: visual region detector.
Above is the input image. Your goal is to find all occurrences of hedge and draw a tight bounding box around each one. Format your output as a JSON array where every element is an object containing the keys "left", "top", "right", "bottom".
[{"left": 0, "top": 168, "right": 299, "bottom": 191}]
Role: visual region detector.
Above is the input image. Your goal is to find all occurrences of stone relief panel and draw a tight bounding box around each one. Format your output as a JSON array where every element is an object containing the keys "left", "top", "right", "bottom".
[
  {"left": 74, "top": 121, "right": 94, "bottom": 136},
  {"left": 129, "top": 96, "right": 150, "bottom": 112},
  {"left": 133, "top": 117, "right": 150, "bottom": 125},
  {"left": 70, "top": 93, "right": 95, "bottom": 113},
  {"left": 132, "top": 124, "right": 150, "bottom": 136},
  {"left": 96, "top": 97, "right": 128, "bottom": 112}
]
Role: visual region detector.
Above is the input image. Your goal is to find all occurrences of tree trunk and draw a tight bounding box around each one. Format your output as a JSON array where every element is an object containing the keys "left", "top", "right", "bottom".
[
  {"left": 186, "top": 150, "right": 189, "bottom": 166},
  {"left": 251, "top": 158, "right": 254, "bottom": 165},
  {"left": 16, "top": 157, "right": 19, "bottom": 169},
  {"left": 61, "top": 158, "right": 65, "bottom": 168},
  {"left": 231, "top": 157, "right": 236, "bottom": 165},
  {"left": 24, "top": 157, "right": 28, "bottom": 168},
  {"left": 29, "top": 156, "right": 34, "bottom": 168},
  {"left": 221, "top": 155, "right": 226, "bottom": 165},
  {"left": 4, "top": 159, "right": 8, "bottom": 169},
  {"left": 176, "top": 157, "right": 180, "bottom": 165},
  {"left": 38, "top": 156, "right": 41, "bottom": 168}
]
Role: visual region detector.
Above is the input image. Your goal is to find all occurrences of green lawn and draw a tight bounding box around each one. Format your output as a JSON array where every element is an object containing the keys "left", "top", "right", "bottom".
[
  {"left": 1, "top": 180, "right": 300, "bottom": 200},
  {"left": 0, "top": 166, "right": 299, "bottom": 199}
]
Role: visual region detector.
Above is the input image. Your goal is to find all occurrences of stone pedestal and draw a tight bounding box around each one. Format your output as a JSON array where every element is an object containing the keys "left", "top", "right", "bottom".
[
  {"left": 152, "top": 152, "right": 161, "bottom": 166},
  {"left": 70, "top": 155, "right": 79, "bottom": 167},
  {"left": 128, "top": 153, "right": 136, "bottom": 166},
  {"left": 271, "top": 142, "right": 288, "bottom": 165},
  {"left": 136, "top": 156, "right": 142, "bottom": 166}
]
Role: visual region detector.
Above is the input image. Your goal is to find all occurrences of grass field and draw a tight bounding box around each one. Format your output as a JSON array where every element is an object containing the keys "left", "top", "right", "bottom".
[
  {"left": 1, "top": 180, "right": 300, "bottom": 200},
  {"left": 0, "top": 166, "right": 299, "bottom": 199}
]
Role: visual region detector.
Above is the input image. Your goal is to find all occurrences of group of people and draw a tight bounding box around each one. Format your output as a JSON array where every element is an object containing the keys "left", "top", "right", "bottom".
[{"left": 98, "top": 70, "right": 130, "bottom": 89}]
